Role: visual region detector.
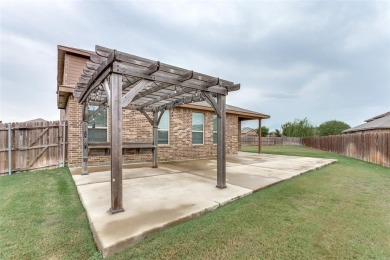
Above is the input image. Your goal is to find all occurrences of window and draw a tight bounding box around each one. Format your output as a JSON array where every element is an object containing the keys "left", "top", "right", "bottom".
[
  {"left": 88, "top": 105, "right": 107, "bottom": 142},
  {"left": 192, "top": 112, "right": 204, "bottom": 144},
  {"left": 158, "top": 110, "right": 169, "bottom": 145},
  {"left": 213, "top": 115, "right": 217, "bottom": 144}
]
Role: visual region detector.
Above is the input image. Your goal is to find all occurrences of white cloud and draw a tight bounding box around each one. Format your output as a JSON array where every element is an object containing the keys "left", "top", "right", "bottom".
[{"left": 0, "top": 0, "right": 389, "bottom": 128}]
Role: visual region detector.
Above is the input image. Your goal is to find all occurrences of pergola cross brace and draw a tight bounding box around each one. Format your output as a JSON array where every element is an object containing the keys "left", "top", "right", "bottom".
[
  {"left": 121, "top": 79, "right": 153, "bottom": 107},
  {"left": 202, "top": 91, "right": 221, "bottom": 118}
]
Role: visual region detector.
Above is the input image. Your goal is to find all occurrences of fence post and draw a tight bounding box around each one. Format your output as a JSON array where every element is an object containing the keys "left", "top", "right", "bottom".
[{"left": 8, "top": 124, "right": 12, "bottom": 175}]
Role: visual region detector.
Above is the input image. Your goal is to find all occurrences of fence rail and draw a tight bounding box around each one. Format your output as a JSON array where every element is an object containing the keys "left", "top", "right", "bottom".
[
  {"left": 303, "top": 132, "right": 390, "bottom": 167},
  {"left": 0, "top": 121, "right": 67, "bottom": 174},
  {"left": 241, "top": 136, "right": 303, "bottom": 146}
]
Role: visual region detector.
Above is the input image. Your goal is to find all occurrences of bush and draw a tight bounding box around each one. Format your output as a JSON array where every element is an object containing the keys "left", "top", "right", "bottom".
[{"left": 318, "top": 120, "right": 350, "bottom": 136}]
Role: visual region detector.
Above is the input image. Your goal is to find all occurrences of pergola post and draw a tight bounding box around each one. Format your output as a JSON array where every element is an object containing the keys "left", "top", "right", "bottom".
[
  {"left": 216, "top": 94, "right": 227, "bottom": 189},
  {"left": 152, "top": 110, "right": 158, "bottom": 168},
  {"left": 258, "top": 119, "right": 262, "bottom": 154},
  {"left": 110, "top": 73, "right": 124, "bottom": 214},
  {"left": 81, "top": 121, "right": 88, "bottom": 175},
  {"left": 238, "top": 119, "right": 242, "bottom": 151}
]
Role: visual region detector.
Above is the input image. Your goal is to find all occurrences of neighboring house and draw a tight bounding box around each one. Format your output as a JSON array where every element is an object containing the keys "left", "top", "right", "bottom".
[
  {"left": 241, "top": 127, "right": 258, "bottom": 137},
  {"left": 57, "top": 45, "right": 270, "bottom": 166},
  {"left": 24, "top": 118, "right": 47, "bottom": 123},
  {"left": 268, "top": 132, "right": 277, "bottom": 137},
  {"left": 343, "top": 112, "right": 390, "bottom": 134}
]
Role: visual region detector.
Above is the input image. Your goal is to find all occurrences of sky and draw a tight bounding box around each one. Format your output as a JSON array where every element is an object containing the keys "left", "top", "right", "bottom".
[{"left": 0, "top": 0, "right": 389, "bottom": 131}]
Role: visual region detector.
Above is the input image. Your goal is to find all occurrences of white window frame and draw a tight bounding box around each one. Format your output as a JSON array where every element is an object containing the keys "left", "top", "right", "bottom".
[
  {"left": 87, "top": 105, "right": 108, "bottom": 142},
  {"left": 192, "top": 112, "right": 204, "bottom": 145},
  {"left": 158, "top": 110, "right": 170, "bottom": 145}
]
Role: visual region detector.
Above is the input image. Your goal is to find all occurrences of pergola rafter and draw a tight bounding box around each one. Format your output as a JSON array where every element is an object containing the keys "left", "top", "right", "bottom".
[{"left": 74, "top": 45, "right": 240, "bottom": 213}]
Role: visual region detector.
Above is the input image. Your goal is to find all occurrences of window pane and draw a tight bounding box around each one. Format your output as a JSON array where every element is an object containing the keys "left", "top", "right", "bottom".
[
  {"left": 94, "top": 112, "right": 107, "bottom": 128},
  {"left": 213, "top": 133, "right": 217, "bottom": 144},
  {"left": 213, "top": 115, "right": 217, "bottom": 132},
  {"left": 158, "top": 130, "right": 169, "bottom": 144},
  {"left": 158, "top": 111, "right": 169, "bottom": 130},
  {"left": 88, "top": 105, "right": 107, "bottom": 128},
  {"left": 192, "top": 113, "right": 204, "bottom": 131},
  {"left": 192, "top": 132, "right": 203, "bottom": 144},
  {"left": 88, "top": 128, "right": 107, "bottom": 142}
]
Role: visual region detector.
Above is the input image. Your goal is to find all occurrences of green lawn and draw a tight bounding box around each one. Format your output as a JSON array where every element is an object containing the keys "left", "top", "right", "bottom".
[
  {"left": 1, "top": 146, "right": 389, "bottom": 259},
  {"left": 0, "top": 168, "right": 99, "bottom": 259}
]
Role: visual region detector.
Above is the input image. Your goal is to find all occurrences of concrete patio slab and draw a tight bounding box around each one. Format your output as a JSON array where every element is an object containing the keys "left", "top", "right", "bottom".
[
  {"left": 73, "top": 166, "right": 181, "bottom": 186},
  {"left": 72, "top": 153, "right": 336, "bottom": 257}
]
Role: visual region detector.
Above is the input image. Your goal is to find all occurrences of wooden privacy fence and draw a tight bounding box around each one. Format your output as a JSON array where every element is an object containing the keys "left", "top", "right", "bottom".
[
  {"left": 303, "top": 132, "right": 390, "bottom": 167},
  {"left": 0, "top": 121, "right": 67, "bottom": 174},
  {"left": 241, "top": 136, "right": 302, "bottom": 146}
]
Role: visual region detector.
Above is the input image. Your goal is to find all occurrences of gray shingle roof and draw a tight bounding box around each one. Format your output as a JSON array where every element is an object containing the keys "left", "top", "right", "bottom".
[
  {"left": 189, "top": 101, "right": 270, "bottom": 119},
  {"left": 343, "top": 112, "right": 390, "bottom": 133},
  {"left": 241, "top": 127, "right": 256, "bottom": 134}
]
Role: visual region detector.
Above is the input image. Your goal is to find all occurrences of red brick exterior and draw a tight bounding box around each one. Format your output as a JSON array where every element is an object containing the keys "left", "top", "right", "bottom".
[{"left": 63, "top": 96, "right": 239, "bottom": 166}]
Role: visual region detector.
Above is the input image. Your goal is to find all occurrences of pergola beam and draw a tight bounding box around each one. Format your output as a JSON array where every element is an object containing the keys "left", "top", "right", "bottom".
[
  {"left": 79, "top": 52, "right": 115, "bottom": 103},
  {"left": 146, "top": 61, "right": 160, "bottom": 75},
  {"left": 113, "top": 62, "right": 228, "bottom": 95},
  {"left": 151, "top": 94, "right": 205, "bottom": 112},
  {"left": 113, "top": 49, "right": 235, "bottom": 86},
  {"left": 180, "top": 70, "right": 193, "bottom": 81},
  {"left": 79, "top": 68, "right": 111, "bottom": 103},
  {"left": 138, "top": 86, "right": 192, "bottom": 109},
  {"left": 129, "top": 82, "right": 173, "bottom": 103}
]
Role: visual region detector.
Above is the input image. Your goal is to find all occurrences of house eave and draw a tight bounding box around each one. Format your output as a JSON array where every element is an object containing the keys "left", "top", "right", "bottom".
[
  {"left": 179, "top": 103, "right": 270, "bottom": 120},
  {"left": 57, "top": 45, "right": 91, "bottom": 109}
]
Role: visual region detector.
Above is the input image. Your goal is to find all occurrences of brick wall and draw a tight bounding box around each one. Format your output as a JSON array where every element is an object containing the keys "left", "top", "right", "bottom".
[{"left": 66, "top": 99, "right": 239, "bottom": 166}]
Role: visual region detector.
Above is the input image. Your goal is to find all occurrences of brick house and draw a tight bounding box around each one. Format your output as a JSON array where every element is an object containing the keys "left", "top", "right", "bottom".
[
  {"left": 241, "top": 127, "right": 258, "bottom": 137},
  {"left": 57, "top": 45, "right": 270, "bottom": 167}
]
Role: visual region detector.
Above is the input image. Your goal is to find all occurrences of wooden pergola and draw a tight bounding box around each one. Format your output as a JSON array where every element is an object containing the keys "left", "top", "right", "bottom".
[{"left": 74, "top": 45, "right": 240, "bottom": 214}]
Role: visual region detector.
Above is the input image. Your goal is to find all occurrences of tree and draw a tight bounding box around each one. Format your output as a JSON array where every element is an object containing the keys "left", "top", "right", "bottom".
[
  {"left": 317, "top": 120, "right": 350, "bottom": 136},
  {"left": 261, "top": 126, "right": 269, "bottom": 137},
  {"left": 275, "top": 129, "right": 282, "bottom": 137},
  {"left": 256, "top": 126, "right": 269, "bottom": 137},
  {"left": 281, "top": 118, "right": 315, "bottom": 137}
]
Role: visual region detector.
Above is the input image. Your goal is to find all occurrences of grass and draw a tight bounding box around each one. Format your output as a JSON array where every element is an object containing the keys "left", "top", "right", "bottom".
[
  {"left": 1, "top": 146, "right": 389, "bottom": 259},
  {"left": 0, "top": 168, "right": 99, "bottom": 259}
]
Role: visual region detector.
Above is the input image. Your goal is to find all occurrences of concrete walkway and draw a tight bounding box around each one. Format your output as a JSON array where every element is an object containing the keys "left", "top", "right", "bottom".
[{"left": 71, "top": 153, "right": 336, "bottom": 257}]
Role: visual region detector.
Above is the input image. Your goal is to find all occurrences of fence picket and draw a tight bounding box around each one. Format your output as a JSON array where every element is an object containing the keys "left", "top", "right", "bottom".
[
  {"left": 0, "top": 121, "right": 67, "bottom": 174},
  {"left": 241, "top": 136, "right": 302, "bottom": 146},
  {"left": 303, "top": 131, "right": 389, "bottom": 168}
]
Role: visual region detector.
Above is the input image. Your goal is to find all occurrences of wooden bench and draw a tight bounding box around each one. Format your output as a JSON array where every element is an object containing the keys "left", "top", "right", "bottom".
[{"left": 88, "top": 142, "right": 156, "bottom": 156}]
